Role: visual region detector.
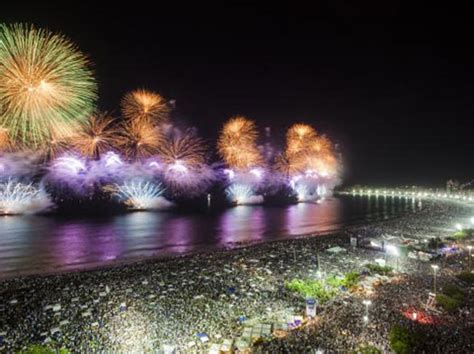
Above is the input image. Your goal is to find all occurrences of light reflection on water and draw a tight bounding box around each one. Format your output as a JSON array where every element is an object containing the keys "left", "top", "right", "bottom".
[{"left": 0, "top": 195, "right": 420, "bottom": 278}]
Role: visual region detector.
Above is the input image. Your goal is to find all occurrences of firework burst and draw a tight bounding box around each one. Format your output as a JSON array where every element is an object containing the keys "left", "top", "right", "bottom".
[
  {"left": 280, "top": 123, "right": 339, "bottom": 177},
  {"left": 158, "top": 131, "right": 206, "bottom": 166},
  {"left": 0, "top": 179, "right": 53, "bottom": 215},
  {"left": 286, "top": 123, "right": 318, "bottom": 156},
  {"left": 106, "top": 179, "right": 171, "bottom": 210},
  {"left": 279, "top": 123, "right": 341, "bottom": 201},
  {"left": 0, "top": 125, "right": 13, "bottom": 152},
  {"left": 121, "top": 89, "right": 169, "bottom": 125},
  {"left": 0, "top": 24, "right": 97, "bottom": 148},
  {"left": 73, "top": 112, "right": 121, "bottom": 159},
  {"left": 120, "top": 121, "right": 164, "bottom": 160},
  {"left": 218, "top": 116, "right": 263, "bottom": 170},
  {"left": 225, "top": 183, "right": 263, "bottom": 205},
  {"left": 157, "top": 130, "right": 214, "bottom": 196}
]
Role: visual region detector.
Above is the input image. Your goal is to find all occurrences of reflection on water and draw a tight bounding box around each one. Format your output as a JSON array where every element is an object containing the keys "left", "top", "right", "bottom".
[{"left": 0, "top": 195, "right": 421, "bottom": 278}]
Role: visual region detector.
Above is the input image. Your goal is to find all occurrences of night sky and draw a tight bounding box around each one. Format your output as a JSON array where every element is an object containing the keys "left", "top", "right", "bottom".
[{"left": 4, "top": 2, "right": 473, "bottom": 187}]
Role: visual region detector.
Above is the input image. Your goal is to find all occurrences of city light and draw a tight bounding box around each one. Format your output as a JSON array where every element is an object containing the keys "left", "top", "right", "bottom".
[
  {"left": 362, "top": 299, "right": 372, "bottom": 323},
  {"left": 431, "top": 264, "right": 439, "bottom": 294}
]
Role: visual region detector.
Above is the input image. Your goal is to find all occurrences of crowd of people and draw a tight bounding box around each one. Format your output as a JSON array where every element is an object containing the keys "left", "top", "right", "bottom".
[{"left": 0, "top": 198, "right": 473, "bottom": 352}]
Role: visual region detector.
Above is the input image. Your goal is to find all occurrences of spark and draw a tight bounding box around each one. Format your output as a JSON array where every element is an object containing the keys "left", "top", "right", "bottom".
[
  {"left": 73, "top": 112, "right": 121, "bottom": 159},
  {"left": 0, "top": 23, "right": 97, "bottom": 148},
  {"left": 107, "top": 179, "right": 170, "bottom": 210},
  {"left": 217, "top": 116, "right": 263, "bottom": 170},
  {"left": 0, "top": 179, "right": 53, "bottom": 215},
  {"left": 120, "top": 121, "right": 164, "bottom": 160},
  {"left": 225, "top": 183, "right": 263, "bottom": 205},
  {"left": 121, "top": 89, "right": 169, "bottom": 125}
]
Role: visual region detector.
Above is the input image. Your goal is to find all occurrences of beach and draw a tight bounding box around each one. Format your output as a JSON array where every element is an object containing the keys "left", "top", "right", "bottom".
[{"left": 1, "top": 198, "right": 473, "bottom": 352}]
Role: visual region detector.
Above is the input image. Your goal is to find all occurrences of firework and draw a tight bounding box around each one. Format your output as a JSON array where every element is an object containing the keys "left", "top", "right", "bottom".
[
  {"left": 121, "top": 89, "right": 169, "bottom": 125},
  {"left": 225, "top": 183, "right": 264, "bottom": 205},
  {"left": 0, "top": 152, "right": 42, "bottom": 178},
  {"left": 217, "top": 116, "right": 263, "bottom": 170},
  {"left": 50, "top": 155, "right": 87, "bottom": 176},
  {"left": 286, "top": 123, "right": 318, "bottom": 156},
  {"left": 278, "top": 123, "right": 341, "bottom": 201},
  {"left": 157, "top": 130, "right": 214, "bottom": 196},
  {"left": 42, "top": 134, "right": 73, "bottom": 161},
  {"left": 0, "top": 126, "right": 12, "bottom": 151},
  {"left": 281, "top": 123, "right": 339, "bottom": 177},
  {"left": 73, "top": 112, "right": 121, "bottom": 159},
  {"left": 0, "top": 179, "right": 53, "bottom": 215},
  {"left": 120, "top": 121, "right": 163, "bottom": 160},
  {"left": 102, "top": 151, "right": 123, "bottom": 169},
  {"left": 158, "top": 131, "right": 206, "bottom": 166},
  {"left": 107, "top": 179, "right": 172, "bottom": 210},
  {"left": 0, "top": 24, "right": 97, "bottom": 148}
]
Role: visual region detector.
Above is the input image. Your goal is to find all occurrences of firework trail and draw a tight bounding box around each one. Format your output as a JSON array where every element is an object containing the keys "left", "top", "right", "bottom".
[
  {"left": 0, "top": 179, "right": 53, "bottom": 215},
  {"left": 106, "top": 179, "right": 172, "bottom": 210},
  {"left": 121, "top": 89, "right": 169, "bottom": 125},
  {"left": 0, "top": 24, "right": 97, "bottom": 149}
]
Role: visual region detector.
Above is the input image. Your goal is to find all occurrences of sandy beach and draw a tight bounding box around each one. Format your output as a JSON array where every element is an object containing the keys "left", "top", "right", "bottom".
[{"left": 1, "top": 198, "right": 473, "bottom": 352}]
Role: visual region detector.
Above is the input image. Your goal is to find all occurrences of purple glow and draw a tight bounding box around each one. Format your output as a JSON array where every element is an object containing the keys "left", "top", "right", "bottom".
[
  {"left": 223, "top": 168, "right": 235, "bottom": 180},
  {"left": 104, "top": 151, "right": 123, "bottom": 169},
  {"left": 52, "top": 156, "right": 87, "bottom": 175},
  {"left": 249, "top": 167, "right": 264, "bottom": 179},
  {"left": 167, "top": 160, "right": 188, "bottom": 175},
  {"left": 148, "top": 161, "right": 161, "bottom": 169}
]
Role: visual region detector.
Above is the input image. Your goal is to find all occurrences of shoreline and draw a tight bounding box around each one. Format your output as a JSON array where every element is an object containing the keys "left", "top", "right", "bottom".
[
  {"left": 0, "top": 195, "right": 419, "bottom": 282},
  {"left": 1, "top": 198, "right": 473, "bottom": 352},
  {"left": 1, "top": 228, "right": 351, "bottom": 284}
]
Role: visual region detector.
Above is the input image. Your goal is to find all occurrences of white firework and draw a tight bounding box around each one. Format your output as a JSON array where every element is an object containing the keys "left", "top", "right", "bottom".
[
  {"left": 50, "top": 155, "right": 87, "bottom": 176},
  {"left": 110, "top": 180, "right": 171, "bottom": 210},
  {"left": 0, "top": 180, "right": 53, "bottom": 215},
  {"left": 225, "top": 183, "right": 263, "bottom": 205}
]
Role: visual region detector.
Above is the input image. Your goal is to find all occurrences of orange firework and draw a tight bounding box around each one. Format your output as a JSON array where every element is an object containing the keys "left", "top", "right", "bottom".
[
  {"left": 119, "top": 120, "right": 163, "bottom": 160},
  {"left": 73, "top": 112, "right": 121, "bottom": 159},
  {"left": 157, "top": 131, "right": 207, "bottom": 167},
  {"left": 217, "top": 116, "right": 263, "bottom": 170},
  {"left": 312, "top": 135, "right": 332, "bottom": 153},
  {"left": 121, "top": 89, "right": 169, "bottom": 125},
  {"left": 42, "top": 135, "right": 72, "bottom": 161},
  {"left": 0, "top": 126, "right": 13, "bottom": 152},
  {"left": 286, "top": 123, "right": 318, "bottom": 156},
  {"left": 280, "top": 123, "right": 339, "bottom": 177}
]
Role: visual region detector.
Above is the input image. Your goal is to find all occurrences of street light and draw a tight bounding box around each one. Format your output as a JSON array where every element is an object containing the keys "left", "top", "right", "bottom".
[
  {"left": 455, "top": 223, "right": 463, "bottom": 231},
  {"left": 470, "top": 217, "right": 474, "bottom": 226},
  {"left": 467, "top": 245, "right": 472, "bottom": 269},
  {"left": 431, "top": 265, "right": 439, "bottom": 294},
  {"left": 386, "top": 244, "right": 400, "bottom": 271},
  {"left": 362, "top": 299, "right": 372, "bottom": 323}
]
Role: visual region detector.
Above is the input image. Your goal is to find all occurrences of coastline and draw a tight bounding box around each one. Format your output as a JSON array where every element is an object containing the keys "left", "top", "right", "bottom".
[
  {"left": 1, "top": 198, "right": 473, "bottom": 352},
  {"left": 0, "top": 195, "right": 418, "bottom": 282}
]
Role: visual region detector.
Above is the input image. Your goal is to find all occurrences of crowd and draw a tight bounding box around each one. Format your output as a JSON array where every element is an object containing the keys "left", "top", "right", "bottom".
[{"left": 0, "top": 198, "right": 473, "bottom": 352}]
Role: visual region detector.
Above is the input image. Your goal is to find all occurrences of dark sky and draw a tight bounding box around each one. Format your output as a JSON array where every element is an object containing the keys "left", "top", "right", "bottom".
[{"left": 4, "top": 2, "right": 473, "bottom": 187}]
